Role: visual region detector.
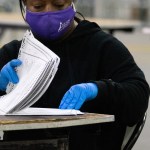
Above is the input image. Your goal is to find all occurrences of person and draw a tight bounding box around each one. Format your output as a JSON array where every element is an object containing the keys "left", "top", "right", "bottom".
[{"left": 0, "top": 0, "right": 149, "bottom": 149}]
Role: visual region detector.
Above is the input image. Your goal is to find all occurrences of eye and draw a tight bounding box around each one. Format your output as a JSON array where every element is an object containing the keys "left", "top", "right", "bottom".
[
  {"left": 31, "top": 4, "right": 45, "bottom": 12},
  {"left": 33, "top": 5, "right": 44, "bottom": 10},
  {"left": 55, "top": 5, "right": 65, "bottom": 10}
]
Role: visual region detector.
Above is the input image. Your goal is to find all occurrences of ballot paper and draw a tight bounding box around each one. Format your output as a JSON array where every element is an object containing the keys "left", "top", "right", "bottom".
[
  {"left": 0, "top": 30, "right": 83, "bottom": 116},
  {"left": 7, "top": 107, "right": 84, "bottom": 116}
]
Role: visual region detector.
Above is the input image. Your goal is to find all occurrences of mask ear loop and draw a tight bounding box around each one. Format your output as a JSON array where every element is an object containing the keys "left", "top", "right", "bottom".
[
  {"left": 71, "top": 2, "right": 76, "bottom": 12},
  {"left": 24, "top": 6, "right": 27, "bottom": 19}
]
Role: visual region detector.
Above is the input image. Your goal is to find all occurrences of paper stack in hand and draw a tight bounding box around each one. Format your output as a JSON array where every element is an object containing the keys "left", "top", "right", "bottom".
[{"left": 0, "top": 30, "right": 83, "bottom": 116}]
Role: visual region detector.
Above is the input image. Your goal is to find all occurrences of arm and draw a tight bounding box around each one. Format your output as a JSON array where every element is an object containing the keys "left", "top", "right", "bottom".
[
  {"left": 93, "top": 37, "right": 149, "bottom": 126},
  {"left": 59, "top": 35, "right": 149, "bottom": 126}
]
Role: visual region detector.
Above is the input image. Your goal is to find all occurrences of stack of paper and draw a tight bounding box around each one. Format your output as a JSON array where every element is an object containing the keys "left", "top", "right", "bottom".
[
  {"left": 0, "top": 30, "right": 61, "bottom": 115},
  {"left": 0, "top": 31, "right": 83, "bottom": 116}
]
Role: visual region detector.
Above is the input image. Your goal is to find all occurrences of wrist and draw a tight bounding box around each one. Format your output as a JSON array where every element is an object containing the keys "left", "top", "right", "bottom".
[
  {"left": 0, "top": 74, "right": 7, "bottom": 91},
  {"left": 86, "top": 83, "right": 98, "bottom": 100}
]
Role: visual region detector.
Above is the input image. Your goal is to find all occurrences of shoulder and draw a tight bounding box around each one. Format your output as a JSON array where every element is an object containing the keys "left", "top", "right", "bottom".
[
  {"left": 77, "top": 20, "right": 127, "bottom": 50},
  {"left": 89, "top": 28, "right": 132, "bottom": 56},
  {"left": 80, "top": 25, "right": 135, "bottom": 67}
]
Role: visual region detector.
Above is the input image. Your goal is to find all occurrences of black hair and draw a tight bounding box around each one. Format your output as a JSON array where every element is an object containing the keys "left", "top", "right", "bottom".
[
  {"left": 19, "top": 0, "right": 25, "bottom": 20},
  {"left": 18, "top": 0, "right": 85, "bottom": 23}
]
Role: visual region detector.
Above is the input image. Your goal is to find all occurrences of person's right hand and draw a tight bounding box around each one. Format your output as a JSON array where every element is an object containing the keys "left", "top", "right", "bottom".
[{"left": 0, "top": 59, "right": 22, "bottom": 91}]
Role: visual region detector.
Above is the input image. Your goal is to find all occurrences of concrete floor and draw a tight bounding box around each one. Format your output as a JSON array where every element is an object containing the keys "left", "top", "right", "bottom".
[{"left": 0, "top": 28, "right": 150, "bottom": 149}]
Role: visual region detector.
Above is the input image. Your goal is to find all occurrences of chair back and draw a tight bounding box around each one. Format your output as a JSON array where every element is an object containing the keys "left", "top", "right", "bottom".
[{"left": 121, "top": 113, "right": 147, "bottom": 150}]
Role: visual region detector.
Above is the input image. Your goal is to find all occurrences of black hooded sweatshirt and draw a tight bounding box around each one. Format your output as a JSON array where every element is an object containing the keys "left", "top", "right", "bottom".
[{"left": 0, "top": 20, "right": 149, "bottom": 149}]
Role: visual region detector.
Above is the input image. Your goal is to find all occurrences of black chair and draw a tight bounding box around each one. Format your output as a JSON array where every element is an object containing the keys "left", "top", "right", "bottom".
[{"left": 121, "top": 112, "right": 147, "bottom": 150}]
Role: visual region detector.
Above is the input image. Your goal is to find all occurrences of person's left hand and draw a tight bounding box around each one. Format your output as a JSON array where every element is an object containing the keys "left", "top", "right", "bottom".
[{"left": 59, "top": 83, "right": 98, "bottom": 110}]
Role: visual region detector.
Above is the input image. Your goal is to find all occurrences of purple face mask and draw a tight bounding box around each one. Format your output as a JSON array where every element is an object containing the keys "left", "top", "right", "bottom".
[{"left": 26, "top": 6, "right": 75, "bottom": 40}]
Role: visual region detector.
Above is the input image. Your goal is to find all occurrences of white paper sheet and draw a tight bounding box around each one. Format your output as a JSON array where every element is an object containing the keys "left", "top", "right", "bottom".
[{"left": 7, "top": 107, "right": 84, "bottom": 116}]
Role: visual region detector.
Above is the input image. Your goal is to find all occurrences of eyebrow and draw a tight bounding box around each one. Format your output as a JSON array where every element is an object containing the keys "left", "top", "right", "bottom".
[{"left": 52, "top": 0, "right": 66, "bottom": 5}]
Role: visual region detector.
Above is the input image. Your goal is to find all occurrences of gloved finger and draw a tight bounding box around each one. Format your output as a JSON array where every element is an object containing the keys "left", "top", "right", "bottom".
[
  {"left": 66, "top": 97, "right": 77, "bottom": 109},
  {"left": 3, "top": 65, "right": 19, "bottom": 83},
  {"left": 9, "top": 59, "right": 22, "bottom": 68},
  {"left": 59, "top": 91, "right": 69, "bottom": 108},
  {"left": 66, "top": 88, "right": 81, "bottom": 109},
  {"left": 59, "top": 90, "right": 74, "bottom": 109},
  {"left": 7, "top": 66, "right": 19, "bottom": 83},
  {"left": 59, "top": 91, "right": 72, "bottom": 109},
  {"left": 74, "top": 91, "right": 87, "bottom": 110}
]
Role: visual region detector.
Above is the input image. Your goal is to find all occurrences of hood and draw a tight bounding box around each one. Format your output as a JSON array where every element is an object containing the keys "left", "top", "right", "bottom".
[{"left": 67, "top": 20, "right": 102, "bottom": 41}]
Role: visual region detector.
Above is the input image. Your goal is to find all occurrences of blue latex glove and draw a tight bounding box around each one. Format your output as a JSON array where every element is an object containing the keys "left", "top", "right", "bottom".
[
  {"left": 0, "top": 59, "right": 22, "bottom": 91},
  {"left": 59, "top": 83, "right": 98, "bottom": 110}
]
